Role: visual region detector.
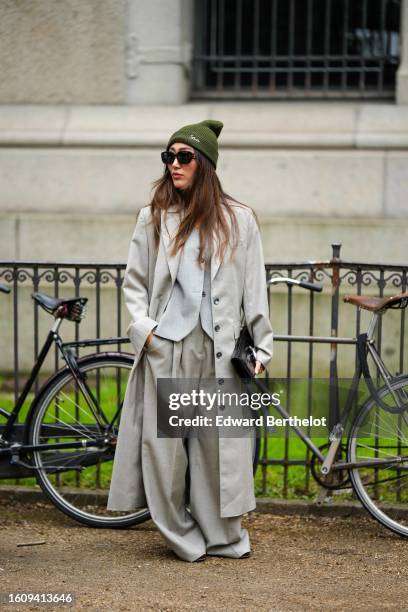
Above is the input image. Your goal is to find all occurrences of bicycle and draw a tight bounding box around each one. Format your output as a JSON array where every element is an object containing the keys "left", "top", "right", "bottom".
[
  {"left": 0, "top": 284, "right": 260, "bottom": 528},
  {"left": 250, "top": 277, "right": 408, "bottom": 538},
  {"left": 0, "top": 284, "right": 149, "bottom": 528}
]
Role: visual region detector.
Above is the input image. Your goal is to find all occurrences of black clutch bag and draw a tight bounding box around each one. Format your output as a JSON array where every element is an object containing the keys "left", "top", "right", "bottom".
[{"left": 231, "top": 324, "right": 257, "bottom": 379}]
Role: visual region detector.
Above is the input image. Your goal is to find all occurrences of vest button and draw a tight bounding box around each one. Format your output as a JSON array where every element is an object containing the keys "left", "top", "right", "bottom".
[
  {"left": 213, "top": 297, "right": 219, "bottom": 305},
  {"left": 218, "top": 378, "right": 224, "bottom": 385},
  {"left": 216, "top": 352, "right": 222, "bottom": 358},
  {"left": 214, "top": 325, "right": 220, "bottom": 332}
]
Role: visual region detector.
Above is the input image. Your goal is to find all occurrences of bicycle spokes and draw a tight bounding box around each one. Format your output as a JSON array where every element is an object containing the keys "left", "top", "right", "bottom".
[
  {"left": 30, "top": 357, "right": 148, "bottom": 525},
  {"left": 349, "top": 377, "right": 408, "bottom": 536}
]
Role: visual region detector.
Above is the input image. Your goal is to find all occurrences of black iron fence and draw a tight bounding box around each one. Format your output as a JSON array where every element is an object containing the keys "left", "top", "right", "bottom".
[
  {"left": 0, "top": 244, "right": 407, "bottom": 496},
  {"left": 192, "top": 0, "right": 401, "bottom": 99}
]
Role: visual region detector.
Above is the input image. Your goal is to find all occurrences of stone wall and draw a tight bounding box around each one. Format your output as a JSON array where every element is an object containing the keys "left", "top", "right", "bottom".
[
  {"left": 0, "top": 1, "right": 407, "bottom": 375},
  {"left": 0, "top": 0, "right": 126, "bottom": 104}
]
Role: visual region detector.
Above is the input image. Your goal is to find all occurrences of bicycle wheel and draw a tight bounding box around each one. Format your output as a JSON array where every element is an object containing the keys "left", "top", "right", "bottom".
[
  {"left": 348, "top": 375, "right": 408, "bottom": 537},
  {"left": 29, "top": 353, "right": 150, "bottom": 528}
]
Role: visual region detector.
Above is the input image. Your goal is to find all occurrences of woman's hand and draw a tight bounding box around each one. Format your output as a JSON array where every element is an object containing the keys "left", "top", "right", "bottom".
[
  {"left": 254, "top": 360, "right": 265, "bottom": 375},
  {"left": 143, "top": 331, "right": 154, "bottom": 351}
]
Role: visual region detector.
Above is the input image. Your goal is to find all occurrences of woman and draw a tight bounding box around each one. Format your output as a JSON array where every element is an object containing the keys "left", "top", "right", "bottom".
[{"left": 107, "top": 119, "right": 273, "bottom": 562}]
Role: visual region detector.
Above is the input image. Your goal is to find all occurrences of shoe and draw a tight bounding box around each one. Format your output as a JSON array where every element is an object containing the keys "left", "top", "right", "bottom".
[
  {"left": 193, "top": 554, "right": 207, "bottom": 562},
  {"left": 239, "top": 551, "right": 251, "bottom": 559}
]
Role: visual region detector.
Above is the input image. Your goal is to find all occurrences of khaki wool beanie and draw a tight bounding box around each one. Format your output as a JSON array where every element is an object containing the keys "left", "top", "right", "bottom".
[{"left": 166, "top": 119, "right": 223, "bottom": 168}]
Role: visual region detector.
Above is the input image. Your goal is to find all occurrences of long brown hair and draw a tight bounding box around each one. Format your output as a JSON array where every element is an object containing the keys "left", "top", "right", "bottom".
[{"left": 146, "top": 149, "right": 257, "bottom": 268}]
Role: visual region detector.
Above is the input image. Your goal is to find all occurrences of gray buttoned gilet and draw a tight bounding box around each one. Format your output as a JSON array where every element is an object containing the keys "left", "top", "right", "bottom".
[{"left": 153, "top": 228, "right": 214, "bottom": 341}]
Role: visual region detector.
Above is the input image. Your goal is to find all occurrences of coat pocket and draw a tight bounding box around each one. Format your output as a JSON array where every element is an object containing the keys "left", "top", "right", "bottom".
[
  {"left": 145, "top": 331, "right": 166, "bottom": 354},
  {"left": 126, "top": 317, "right": 159, "bottom": 356}
]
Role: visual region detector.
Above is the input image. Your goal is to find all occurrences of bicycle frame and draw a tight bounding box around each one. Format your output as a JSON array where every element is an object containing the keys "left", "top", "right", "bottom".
[
  {"left": 252, "top": 310, "right": 408, "bottom": 475},
  {"left": 0, "top": 316, "right": 131, "bottom": 454}
]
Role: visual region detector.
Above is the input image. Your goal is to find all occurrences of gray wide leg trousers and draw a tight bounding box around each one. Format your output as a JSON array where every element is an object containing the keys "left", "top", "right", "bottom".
[{"left": 141, "top": 318, "right": 250, "bottom": 562}]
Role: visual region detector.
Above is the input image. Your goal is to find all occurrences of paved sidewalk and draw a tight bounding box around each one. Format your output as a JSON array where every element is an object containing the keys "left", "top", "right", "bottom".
[{"left": 1, "top": 496, "right": 407, "bottom": 611}]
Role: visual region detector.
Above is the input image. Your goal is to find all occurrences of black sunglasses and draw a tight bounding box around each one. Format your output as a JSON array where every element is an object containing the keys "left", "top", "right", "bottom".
[{"left": 161, "top": 150, "right": 196, "bottom": 165}]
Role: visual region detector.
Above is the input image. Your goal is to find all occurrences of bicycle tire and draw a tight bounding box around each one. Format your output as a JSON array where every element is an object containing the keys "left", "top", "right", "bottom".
[
  {"left": 348, "top": 375, "right": 408, "bottom": 537},
  {"left": 29, "top": 353, "right": 150, "bottom": 528}
]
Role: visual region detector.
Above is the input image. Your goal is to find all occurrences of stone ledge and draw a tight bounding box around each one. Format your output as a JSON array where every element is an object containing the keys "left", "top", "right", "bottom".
[
  {"left": 0, "top": 102, "right": 406, "bottom": 148},
  {"left": 255, "top": 497, "right": 368, "bottom": 518},
  {"left": 1, "top": 485, "right": 405, "bottom": 519}
]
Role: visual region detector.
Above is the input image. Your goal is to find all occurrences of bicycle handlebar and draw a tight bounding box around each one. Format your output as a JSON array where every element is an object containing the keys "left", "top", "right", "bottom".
[
  {"left": 268, "top": 277, "right": 323, "bottom": 292},
  {"left": 0, "top": 283, "right": 10, "bottom": 294}
]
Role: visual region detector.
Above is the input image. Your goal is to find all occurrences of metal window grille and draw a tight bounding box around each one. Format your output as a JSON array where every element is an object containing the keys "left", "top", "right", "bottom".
[{"left": 192, "top": 0, "right": 401, "bottom": 99}]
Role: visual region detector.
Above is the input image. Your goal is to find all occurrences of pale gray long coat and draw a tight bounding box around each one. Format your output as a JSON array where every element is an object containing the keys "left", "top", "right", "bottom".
[{"left": 107, "top": 202, "right": 274, "bottom": 517}]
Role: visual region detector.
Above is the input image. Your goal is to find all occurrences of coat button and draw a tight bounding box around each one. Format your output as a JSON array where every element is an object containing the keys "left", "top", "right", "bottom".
[
  {"left": 216, "top": 352, "right": 222, "bottom": 358},
  {"left": 200, "top": 257, "right": 205, "bottom": 263},
  {"left": 218, "top": 378, "right": 224, "bottom": 385},
  {"left": 219, "top": 404, "right": 225, "bottom": 411},
  {"left": 214, "top": 325, "right": 220, "bottom": 332},
  {"left": 202, "top": 291, "right": 206, "bottom": 297},
  {"left": 213, "top": 297, "right": 219, "bottom": 305}
]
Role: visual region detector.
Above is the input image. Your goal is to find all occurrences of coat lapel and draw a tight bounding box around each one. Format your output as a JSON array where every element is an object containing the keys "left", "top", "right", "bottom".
[
  {"left": 210, "top": 238, "right": 222, "bottom": 282},
  {"left": 160, "top": 207, "right": 182, "bottom": 284},
  {"left": 160, "top": 206, "right": 222, "bottom": 283}
]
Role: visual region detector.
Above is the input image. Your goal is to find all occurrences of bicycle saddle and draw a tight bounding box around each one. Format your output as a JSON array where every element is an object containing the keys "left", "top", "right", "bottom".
[
  {"left": 344, "top": 291, "right": 408, "bottom": 312},
  {"left": 31, "top": 292, "right": 88, "bottom": 321}
]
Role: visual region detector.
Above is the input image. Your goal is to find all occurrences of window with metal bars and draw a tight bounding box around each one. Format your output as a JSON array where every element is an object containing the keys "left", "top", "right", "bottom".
[{"left": 192, "top": 0, "right": 401, "bottom": 99}]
